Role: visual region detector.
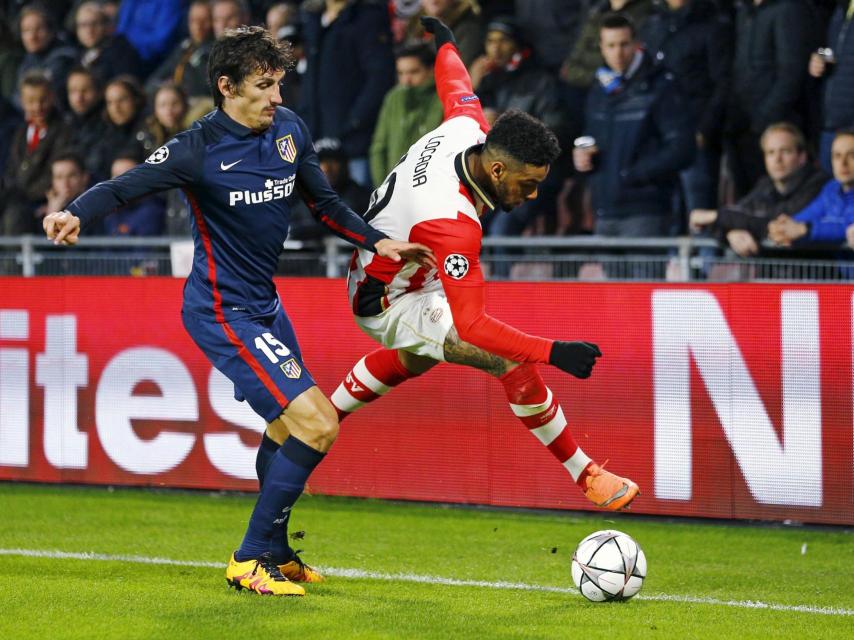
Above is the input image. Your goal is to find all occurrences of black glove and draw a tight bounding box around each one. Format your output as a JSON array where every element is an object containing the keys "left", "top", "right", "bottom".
[
  {"left": 549, "top": 341, "right": 602, "bottom": 379},
  {"left": 420, "top": 16, "right": 456, "bottom": 49}
]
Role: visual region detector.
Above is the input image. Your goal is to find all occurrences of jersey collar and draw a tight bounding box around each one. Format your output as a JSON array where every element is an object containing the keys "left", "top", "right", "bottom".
[
  {"left": 455, "top": 145, "right": 496, "bottom": 213},
  {"left": 212, "top": 108, "right": 258, "bottom": 139}
]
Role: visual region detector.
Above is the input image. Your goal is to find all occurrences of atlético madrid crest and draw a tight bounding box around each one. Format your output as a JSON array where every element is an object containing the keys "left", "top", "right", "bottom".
[
  {"left": 276, "top": 134, "right": 297, "bottom": 163},
  {"left": 280, "top": 358, "right": 302, "bottom": 379}
]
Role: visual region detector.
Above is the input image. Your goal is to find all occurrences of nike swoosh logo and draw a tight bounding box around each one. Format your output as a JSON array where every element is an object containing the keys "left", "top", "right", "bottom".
[{"left": 220, "top": 159, "right": 242, "bottom": 170}]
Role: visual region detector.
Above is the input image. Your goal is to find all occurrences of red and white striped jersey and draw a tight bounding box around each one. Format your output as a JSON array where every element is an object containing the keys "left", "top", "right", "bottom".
[
  {"left": 347, "top": 42, "right": 553, "bottom": 365},
  {"left": 347, "top": 115, "right": 488, "bottom": 309}
]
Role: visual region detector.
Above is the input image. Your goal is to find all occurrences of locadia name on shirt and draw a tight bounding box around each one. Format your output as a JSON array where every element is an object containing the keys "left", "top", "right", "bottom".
[{"left": 412, "top": 135, "right": 444, "bottom": 188}]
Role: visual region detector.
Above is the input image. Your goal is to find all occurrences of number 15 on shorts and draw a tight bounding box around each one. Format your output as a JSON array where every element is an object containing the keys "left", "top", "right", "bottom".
[{"left": 254, "top": 332, "right": 291, "bottom": 363}]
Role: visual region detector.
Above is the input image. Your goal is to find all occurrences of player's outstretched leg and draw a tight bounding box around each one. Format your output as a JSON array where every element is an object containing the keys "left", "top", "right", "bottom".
[
  {"left": 499, "top": 364, "right": 639, "bottom": 511},
  {"left": 330, "top": 348, "right": 432, "bottom": 420}
]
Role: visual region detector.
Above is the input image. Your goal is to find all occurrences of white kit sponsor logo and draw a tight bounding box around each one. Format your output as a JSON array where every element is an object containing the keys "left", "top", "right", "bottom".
[{"left": 229, "top": 175, "right": 295, "bottom": 207}]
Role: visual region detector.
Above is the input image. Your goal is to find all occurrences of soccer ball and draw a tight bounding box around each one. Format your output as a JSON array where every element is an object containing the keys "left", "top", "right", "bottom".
[{"left": 571, "top": 529, "right": 646, "bottom": 602}]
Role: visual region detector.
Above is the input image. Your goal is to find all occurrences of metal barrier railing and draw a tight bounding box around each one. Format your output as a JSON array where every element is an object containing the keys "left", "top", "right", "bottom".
[{"left": 0, "top": 235, "right": 851, "bottom": 282}]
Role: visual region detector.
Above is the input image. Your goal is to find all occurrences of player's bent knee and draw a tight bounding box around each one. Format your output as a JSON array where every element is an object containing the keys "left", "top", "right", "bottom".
[{"left": 282, "top": 387, "right": 340, "bottom": 452}]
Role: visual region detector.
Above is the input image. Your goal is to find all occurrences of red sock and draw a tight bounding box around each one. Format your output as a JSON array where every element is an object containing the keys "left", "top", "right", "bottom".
[
  {"left": 500, "top": 364, "right": 593, "bottom": 487},
  {"left": 331, "top": 349, "right": 417, "bottom": 420}
]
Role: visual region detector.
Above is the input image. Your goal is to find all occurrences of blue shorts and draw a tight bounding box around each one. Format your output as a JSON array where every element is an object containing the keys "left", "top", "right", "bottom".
[{"left": 182, "top": 307, "right": 316, "bottom": 423}]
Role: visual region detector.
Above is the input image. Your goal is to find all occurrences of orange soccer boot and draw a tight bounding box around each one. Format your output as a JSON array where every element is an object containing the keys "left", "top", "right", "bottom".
[
  {"left": 278, "top": 550, "right": 324, "bottom": 583},
  {"left": 583, "top": 462, "right": 640, "bottom": 511}
]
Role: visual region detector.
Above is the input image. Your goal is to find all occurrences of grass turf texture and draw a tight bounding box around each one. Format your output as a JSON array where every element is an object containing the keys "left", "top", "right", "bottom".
[{"left": 0, "top": 483, "right": 851, "bottom": 639}]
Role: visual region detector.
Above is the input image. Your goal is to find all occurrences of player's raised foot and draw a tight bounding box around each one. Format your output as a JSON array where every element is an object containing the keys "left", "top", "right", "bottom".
[
  {"left": 278, "top": 550, "right": 324, "bottom": 583},
  {"left": 582, "top": 462, "right": 639, "bottom": 511},
  {"left": 226, "top": 552, "right": 305, "bottom": 596}
]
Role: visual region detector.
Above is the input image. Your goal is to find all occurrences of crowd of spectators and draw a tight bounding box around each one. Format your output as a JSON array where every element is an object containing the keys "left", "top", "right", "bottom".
[{"left": 0, "top": 0, "right": 853, "bottom": 270}]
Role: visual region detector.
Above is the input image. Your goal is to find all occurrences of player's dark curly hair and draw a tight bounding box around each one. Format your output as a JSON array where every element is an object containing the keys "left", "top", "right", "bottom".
[
  {"left": 208, "top": 26, "right": 295, "bottom": 108},
  {"left": 484, "top": 110, "right": 561, "bottom": 167}
]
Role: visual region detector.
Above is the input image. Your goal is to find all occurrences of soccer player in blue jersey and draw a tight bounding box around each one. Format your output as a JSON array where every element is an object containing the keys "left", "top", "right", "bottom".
[{"left": 43, "top": 26, "right": 434, "bottom": 597}]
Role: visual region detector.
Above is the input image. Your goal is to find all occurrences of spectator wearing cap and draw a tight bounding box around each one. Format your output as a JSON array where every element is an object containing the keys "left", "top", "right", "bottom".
[
  {"left": 471, "top": 17, "right": 565, "bottom": 137},
  {"left": 640, "top": 0, "right": 732, "bottom": 222},
  {"left": 369, "top": 44, "right": 443, "bottom": 187},
  {"left": 16, "top": 2, "right": 78, "bottom": 102},
  {"left": 809, "top": 2, "right": 854, "bottom": 175},
  {"left": 2, "top": 71, "right": 70, "bottom": 235},
  {"left": 74, "top": 1, "right": 143, "bottom": 82},
  {"left": 405, "top": 0, "right": 484, "bottom": 67},
  {"left": 299, "top": 0, "right": 396, "bottom": 187},
  {"left": 147, "top": 0, "right": 214, "bottom": 102},
  {"left": 289, "top": 137, "right": 372, "bottom": 240},
  {"left": 471, "top": 17, "right": 568, "bottom": 248},
  {"left": 573, "top": 13, "right": 694, "bottom": 237}
]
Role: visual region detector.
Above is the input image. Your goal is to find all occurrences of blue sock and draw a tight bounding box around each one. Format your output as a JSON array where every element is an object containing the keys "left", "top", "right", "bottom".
[
  {"left": 255, "top": 432, "right": 280, "bottom": 488},
  {"left": 235, "top": 437, "right": 324, "bottom": 562}
]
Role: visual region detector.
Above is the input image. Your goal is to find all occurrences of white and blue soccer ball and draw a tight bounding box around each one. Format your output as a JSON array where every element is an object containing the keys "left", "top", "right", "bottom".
[{"left": 571, "top": 529, "right": 646, "bottom": 602}]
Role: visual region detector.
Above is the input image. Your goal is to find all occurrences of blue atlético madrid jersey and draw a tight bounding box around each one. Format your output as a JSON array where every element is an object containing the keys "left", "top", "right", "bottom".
[{"left": 67, "top": 107, "right": 386, "bottom": 321}]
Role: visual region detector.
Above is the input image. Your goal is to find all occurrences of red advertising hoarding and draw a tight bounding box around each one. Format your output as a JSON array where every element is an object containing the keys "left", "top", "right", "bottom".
[{"left": 0, "top": 277, "right": 851, "bottom": 524}]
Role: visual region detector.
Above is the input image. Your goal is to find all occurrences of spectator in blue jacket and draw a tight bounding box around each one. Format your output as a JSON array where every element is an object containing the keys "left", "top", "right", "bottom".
[
  {"left": 768, "top": 129, "right": 854, "bottom": 246},
  {"left": 573, "top": 12, "right": 695, "bottom": 237},
  {"left": 808, "top": 2, "right": 854, "bottom": 175},
  {"left": 299, "top": 0, "right": 396, "bottom": 187}
]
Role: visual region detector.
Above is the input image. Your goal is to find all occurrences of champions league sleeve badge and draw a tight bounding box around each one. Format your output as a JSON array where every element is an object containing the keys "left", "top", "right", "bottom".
[{"left": 444, "top": 254, "right": 469, "bottom": 279}]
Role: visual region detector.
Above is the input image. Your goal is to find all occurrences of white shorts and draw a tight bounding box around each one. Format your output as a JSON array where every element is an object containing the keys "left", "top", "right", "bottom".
[{"left": 354, "top": 289, "right": 453, "bottom": 361}]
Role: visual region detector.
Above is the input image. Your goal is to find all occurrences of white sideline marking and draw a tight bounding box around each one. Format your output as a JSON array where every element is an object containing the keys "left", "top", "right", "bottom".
[{"left": 2, "top": 547, "right": 852, "bottom": 617}]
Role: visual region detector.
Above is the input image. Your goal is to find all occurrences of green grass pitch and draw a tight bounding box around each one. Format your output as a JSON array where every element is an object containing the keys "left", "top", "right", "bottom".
[{"left": 0, "top": 483, "right": 851, "bottom": 639}]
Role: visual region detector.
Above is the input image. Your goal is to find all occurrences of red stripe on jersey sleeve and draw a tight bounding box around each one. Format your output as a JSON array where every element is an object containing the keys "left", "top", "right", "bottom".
[
  {"left": 409, "top": 216, "right": 553, "bottom": 364},
  {"left": 434, "top": 43, "right": 490, "bottom": 133}
]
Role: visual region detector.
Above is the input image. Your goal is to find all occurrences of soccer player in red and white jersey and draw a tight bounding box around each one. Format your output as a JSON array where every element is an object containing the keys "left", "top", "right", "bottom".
[{"left": 331, "top": 17, "right": 639, "bottom": 511}]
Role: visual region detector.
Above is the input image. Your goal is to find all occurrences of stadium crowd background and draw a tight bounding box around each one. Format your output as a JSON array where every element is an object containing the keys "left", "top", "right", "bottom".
[{"left": 0, "top": 0, "right": 853, "bottom": 269}]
